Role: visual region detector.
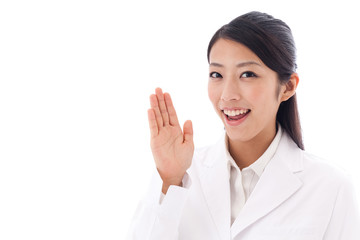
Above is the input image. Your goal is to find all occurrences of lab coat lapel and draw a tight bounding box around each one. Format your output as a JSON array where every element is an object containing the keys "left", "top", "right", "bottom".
[
  {"left": 231, "top": 132, "right": 304, "bottom": 238},
  {"left": 200, "top": 135, "right": 231, "bottom": 240}
]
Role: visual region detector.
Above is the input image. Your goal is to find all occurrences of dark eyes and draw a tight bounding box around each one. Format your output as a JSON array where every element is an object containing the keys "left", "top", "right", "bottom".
[
  {"left": 209, "top": 71, "right": 257, "bottom": 79},
  {"left": 209, "top": 72, "right": 222, "bottom": 78},
  {"left": 240, "top": 71, "right": 257, "bottom": 78}
]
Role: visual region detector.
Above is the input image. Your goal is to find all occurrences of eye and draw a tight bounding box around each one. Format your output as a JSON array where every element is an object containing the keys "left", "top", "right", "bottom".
[
  {"left": 240, "top": 71, "right": 257, "bottom": 78},
  {"left": 209, "top": 72, "right": 222, "bottom": 78}
]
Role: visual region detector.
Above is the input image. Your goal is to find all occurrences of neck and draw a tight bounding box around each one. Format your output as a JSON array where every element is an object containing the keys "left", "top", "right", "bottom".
[{"left": 228, "top": 124, "right": 277, "bottom": 170}]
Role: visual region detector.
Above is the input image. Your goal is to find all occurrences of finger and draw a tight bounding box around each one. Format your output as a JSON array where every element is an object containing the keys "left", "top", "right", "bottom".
[
  {"left": 183, "top": 120, "right": 193, "bottom": 143},
  {"left": 147, "top": 108, "right": 158, "bottom": 137},
  {"left": 155, "top": 88, "right": 170, "bottom": 126},
  {"left": 164, "top": 92, "right": 179, "bottom": 126},
  {"left": 150, "top": 94, "right": 163, "bottom": 129}
]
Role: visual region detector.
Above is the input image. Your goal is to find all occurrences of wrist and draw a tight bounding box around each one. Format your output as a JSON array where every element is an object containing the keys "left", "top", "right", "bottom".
[{"left": 161, "top": 178, "right": 183, "bottom": 194}]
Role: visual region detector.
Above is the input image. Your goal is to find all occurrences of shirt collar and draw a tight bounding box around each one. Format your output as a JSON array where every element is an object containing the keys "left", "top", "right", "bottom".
[{"left": 225, "top": 124, "right": 283, "bottom": 177}]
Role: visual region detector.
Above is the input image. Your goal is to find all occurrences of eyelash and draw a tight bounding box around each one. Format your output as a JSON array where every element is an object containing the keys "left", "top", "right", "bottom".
[
  {"left": 209, "top": 72, "right": 222, "bottom": 78},
  {"left": 209, "top": 71, "right": 257, "bottom": 79},
  {"left": 241, "top": 71, "right": 257, "bottom": 78}
]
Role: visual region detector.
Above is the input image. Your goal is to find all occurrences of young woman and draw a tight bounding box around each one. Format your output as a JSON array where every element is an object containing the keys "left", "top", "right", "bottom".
[{"left": 128, "top": 12, "right": 360, "bottom": 239}]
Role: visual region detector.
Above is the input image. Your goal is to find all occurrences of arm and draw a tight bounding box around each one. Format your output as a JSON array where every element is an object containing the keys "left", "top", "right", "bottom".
[{"left": 127, "top": 88, "right": 194, "bottom": 239}]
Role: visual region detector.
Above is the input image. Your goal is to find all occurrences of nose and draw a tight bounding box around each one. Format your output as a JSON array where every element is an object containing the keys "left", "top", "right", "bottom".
[{"left": 221, "top": 78, "right": 241, "bottom": 101}]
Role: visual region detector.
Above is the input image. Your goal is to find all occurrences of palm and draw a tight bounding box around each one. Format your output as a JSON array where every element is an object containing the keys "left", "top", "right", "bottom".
[{"left": 148, "top": 88, "right": 194, "bottom": 183}]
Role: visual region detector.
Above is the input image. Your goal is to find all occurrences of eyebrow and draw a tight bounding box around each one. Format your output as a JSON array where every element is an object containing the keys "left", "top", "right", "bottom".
[{"left": 209, "top": 61, "right": 262, "bottom": 68}]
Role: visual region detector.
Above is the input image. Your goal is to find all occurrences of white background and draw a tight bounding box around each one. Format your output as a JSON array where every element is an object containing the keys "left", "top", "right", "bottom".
[{"left": 0, "top": 0, "right": 359, "bottom": 239}]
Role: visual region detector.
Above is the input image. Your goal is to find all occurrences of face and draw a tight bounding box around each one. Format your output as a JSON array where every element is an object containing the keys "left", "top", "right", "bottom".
[{"left": 208, "top": 38, "right": 286, "bottom": 143}]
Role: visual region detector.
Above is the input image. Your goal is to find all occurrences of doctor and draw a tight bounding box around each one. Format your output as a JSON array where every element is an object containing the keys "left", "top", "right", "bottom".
[{"left": 128, "top": 12, "right": 360, "bottom": 239}]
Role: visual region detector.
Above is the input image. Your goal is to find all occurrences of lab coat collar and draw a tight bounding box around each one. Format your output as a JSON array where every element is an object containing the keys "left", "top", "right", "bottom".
[{"left": 200, "top": 130, "right": 304, "bottom": 239}]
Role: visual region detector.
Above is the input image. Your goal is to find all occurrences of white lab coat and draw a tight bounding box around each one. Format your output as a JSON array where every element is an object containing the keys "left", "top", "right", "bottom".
[{"left": 128, "top": 131, "right": 360, "bottom": 239}]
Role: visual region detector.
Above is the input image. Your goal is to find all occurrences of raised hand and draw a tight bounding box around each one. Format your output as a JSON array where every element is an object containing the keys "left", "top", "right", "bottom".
[{"left": 147, "top": 88, "right": 194, "bottom": 194}]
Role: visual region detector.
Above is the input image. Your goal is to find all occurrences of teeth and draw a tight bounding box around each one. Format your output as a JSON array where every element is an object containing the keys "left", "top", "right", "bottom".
[{"left": 223, "top": 109, "right": 249, "bottom": 116}]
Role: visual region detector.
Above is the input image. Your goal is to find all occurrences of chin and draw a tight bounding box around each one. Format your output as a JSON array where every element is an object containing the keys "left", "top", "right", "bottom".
[{"left": 224, "top": 126, "right": 253, "bottom": 142}]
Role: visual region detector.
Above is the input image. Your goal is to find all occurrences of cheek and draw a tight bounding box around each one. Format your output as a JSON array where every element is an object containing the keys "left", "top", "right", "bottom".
[
  {"left": 252, "top": 87, "right": 279, "bottom": 122},
  {"left": 243, "top": 85, "right": 267, "bottom": 105},
  {"left": 208, "top": 84, "right": 219, "bottom": 107},
  {"left": 246, "top": 85, "right": 278, "bottom": 112}
]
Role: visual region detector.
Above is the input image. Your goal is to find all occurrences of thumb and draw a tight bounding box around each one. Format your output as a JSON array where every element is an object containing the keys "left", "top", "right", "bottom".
[{"left": 183, "top": 120, "right": 193, "bottom": 143}]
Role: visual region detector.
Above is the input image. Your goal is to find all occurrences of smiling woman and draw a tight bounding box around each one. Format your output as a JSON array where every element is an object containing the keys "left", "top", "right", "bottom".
[
  {"left": 127, "top": 11, "right": 360, "bottom": 240},
  {"left": 208, "top": 38, "right": 299, "bottom": 169}
]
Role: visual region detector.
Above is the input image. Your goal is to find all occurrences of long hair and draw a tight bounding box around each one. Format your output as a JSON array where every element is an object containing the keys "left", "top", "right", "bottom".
[{"left": 207, "top": 11, "right": 304, "bottom": 150}]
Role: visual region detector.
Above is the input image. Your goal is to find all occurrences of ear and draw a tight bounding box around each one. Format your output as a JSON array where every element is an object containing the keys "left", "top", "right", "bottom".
[{"left": 280, "top": 73, "right": 299, "bottom": 102}]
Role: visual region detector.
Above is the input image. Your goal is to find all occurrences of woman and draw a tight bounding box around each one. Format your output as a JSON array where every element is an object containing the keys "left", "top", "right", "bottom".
[{"left": 128, "top": 12, "right": 360, "bottom": 239}]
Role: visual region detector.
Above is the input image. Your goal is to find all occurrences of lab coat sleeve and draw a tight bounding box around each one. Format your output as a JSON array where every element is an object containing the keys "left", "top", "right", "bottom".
[
  {"left": 323, "top": 175, "right": 360, "bottom": 239},
  {"left": 127, "top": 171, "right": 192, "bottom": 240}
]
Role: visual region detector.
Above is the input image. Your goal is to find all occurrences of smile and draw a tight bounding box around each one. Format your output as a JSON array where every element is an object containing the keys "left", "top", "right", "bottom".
[
  {"left": 223, "top": 109, "right": 250, "bottom": 117},
  {"left": 222, "top": 108, "right": 251, "bottom": 126}
]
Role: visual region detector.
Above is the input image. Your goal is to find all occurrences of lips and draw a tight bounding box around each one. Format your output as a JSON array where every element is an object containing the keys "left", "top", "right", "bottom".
[{"left": 222, "top": 108, "right": 251, "bottom": 126}]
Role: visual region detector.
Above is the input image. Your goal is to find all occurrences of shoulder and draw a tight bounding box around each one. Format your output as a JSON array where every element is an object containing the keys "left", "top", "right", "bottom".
[
  {"left": 302, "top": 151, "right": 350, "bottom": 178},
  {"left": 299, "top": 150, "right": 354, "bottom": 191},
  {"left": 279, "top": 131, "right": 353, "bottom": 188},
  {"left": 301, "top": 151, "right": 360, "bottom": 222}
]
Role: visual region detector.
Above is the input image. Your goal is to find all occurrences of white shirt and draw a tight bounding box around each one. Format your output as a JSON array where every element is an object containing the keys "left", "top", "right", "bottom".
[{"left": 226, "top": 126, "right": 282, "bottom": 224}]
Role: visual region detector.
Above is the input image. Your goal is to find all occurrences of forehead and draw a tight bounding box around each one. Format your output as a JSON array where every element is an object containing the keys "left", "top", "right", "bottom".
[{"left": 209, "top": 38, "right": 262, "bottom": 65}]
